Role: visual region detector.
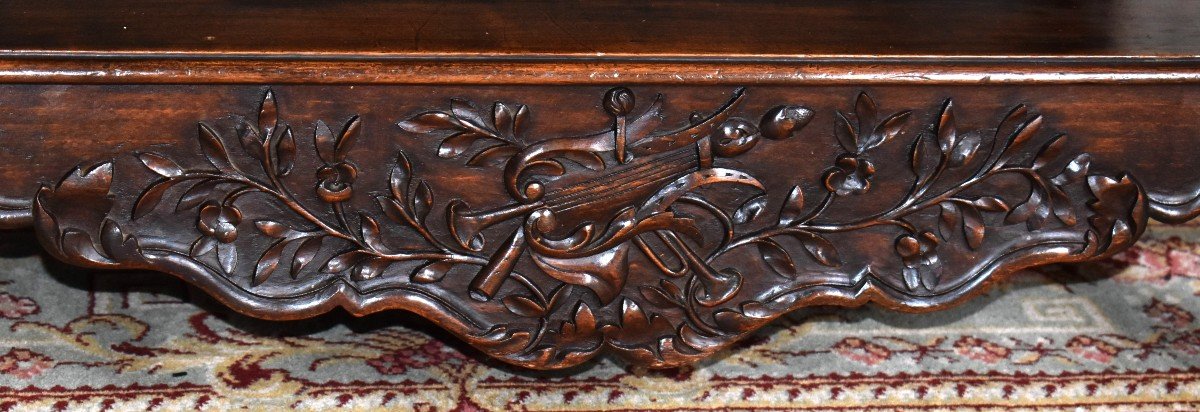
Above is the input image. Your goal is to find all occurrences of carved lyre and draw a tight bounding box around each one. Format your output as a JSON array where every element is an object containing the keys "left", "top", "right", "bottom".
[{"left": 446, "top": 88, "right": 814, "bottom": 304}]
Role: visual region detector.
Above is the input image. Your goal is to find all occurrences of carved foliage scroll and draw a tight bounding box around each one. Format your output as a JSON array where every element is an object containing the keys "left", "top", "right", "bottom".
[{"left": 33, "top": 88, "right": 1147, "bottom": 369}]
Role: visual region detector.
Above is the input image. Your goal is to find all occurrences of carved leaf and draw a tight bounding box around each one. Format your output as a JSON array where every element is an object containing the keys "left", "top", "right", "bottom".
[
  {"left": 733, "top": 194, "right": 768, "bottom": 224},
  {"left": 359, "top": 214, "right": 387, "bottom": 252},
  {"left": 502, "top": 295, "right": 545, "bottom": 317},
  {"left": 756, "top": 238, "right": 797, "bottom": 277},
  {"left": 275, "top": 127, "right": 296, "bottom": 176},
  {"left": 259, "top": 90, "right": 278, "bottom": 137},
  {"left": 335, "top": 115, "right": 361, "bottom": 160},
  {"left": 493, "top": 102, "right": 530, "bottom": 140},
  {"left": 939, "top": 202, "right": 963, "bottom": 242},
  {"left": 1007, "top": 188, "right": 1051, "bottom": 230},
  {"left": 190, "top": 236, "right": 217, "bottom": 258},
  {"left": 253, "top": 240, "right": 286, "bottom": 286},
  {"left": 910, "top": 133, "right": 931, "bottom": 180},
  {"left": 1007, "top": 115, "right": 1044, "bottom": 155},
  {"left": 778, "top": 186, "right": 806, "bottom": 226},
  {"left": 936, "top": 99, "right": 957, "bottom": 154},
  {"left": 949, "top": 133, "right": 982, "bottom": 167},
  {"left": 411, "top": 180, "right": 433, "bottom": 222},
  {"left": 177, "top": 179, "right": 219, "bottom": 211},
  {"left": 920, "top": 265, "right": 941, "bottom": 290},
  {"left": 397, "top": 112, "right": 460, "bottom": 133},
  {"left": 352, "top": 257, "right": 390, "bottom": 281},
  {"left": 1052, "top": 153, "right": 1092, "bottom": 186},
  {"left": 389, "top": 152, "right": 412, "bottom": 203},
  {"left": 862, "top": 111, "right": 911, "bottom": 152},
  {"left": 467, "top": 145, "right": 520, "bottom": 166},
  {"left": 565, "top": 302, "right": 598, "bottom": 336},
  {"left": 313, "top": 120, "right": 336, "bottom": 163},
  {"left": 902, "top": 267, "right": 921, "bottom": 291},
  {"left": 412, "top": 260, "right": 454, "bottom": 283},
  {"left": 961, "top": 204, "right": 986, "bottom": 249},
  {"left": 132, "top": 180, "right": 173, "bottom": 220},
  {"left": 254, "top": 220, "right": 289, "bottom": 238},
  {"left": 217, "top": 242, "right": 237, "bottom": 274},
  {"left": 855, "top": 92, "right": 877, "bottom": 129},
  {"left": 378, "top": 197, "right": 408, "bottom": 226},
  {"left": 451, "top": 99, "right": 495, "bottom": 135},
  {"left": 322, "top": 250, "right": 365, "bottom": 273},
  {"left": 1048, "top": 184, "right": 1077, "bottom": 226},
  {"left": 973, "top": 196, "right": 1010, "bottom": 212},
  {"left": 238, "top": 122, "right": 264, "bottom": 161},
  {"left": 197, "top": 123, "right": 232, "bottom": 171},
  {"left": 437, "top": 132, "right": 485, "bottom": 158},
  {"left": 833, "top": 111, "right": 858, "bottom": 152},
  {"left": 136, "top": 152, "right": 183, "bottom": 178},
  {"left": 790, "top": 231, "right": 841, "bottom": 267},
  {"left": 1034, "top": 134, "right": 1068, "bottom": 170},
  {"left": 290, "top": 236, "right": 322, "bottom": 277}
]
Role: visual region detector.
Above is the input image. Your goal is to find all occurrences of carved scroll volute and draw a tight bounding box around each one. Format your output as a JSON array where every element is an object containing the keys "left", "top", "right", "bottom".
[{"left": 32, "top": 87, "right": 1147, "bottom": 369}]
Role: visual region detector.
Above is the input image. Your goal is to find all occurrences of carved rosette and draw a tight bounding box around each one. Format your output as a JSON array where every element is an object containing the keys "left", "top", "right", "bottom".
[{"left": 32, "top": 88, "right": 1147, "bottom": 369}]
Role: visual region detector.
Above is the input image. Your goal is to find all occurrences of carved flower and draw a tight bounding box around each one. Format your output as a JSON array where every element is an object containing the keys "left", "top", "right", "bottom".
[
  {"left": 832, "top": 337, "right": 891, "bottom": 366},
  {"left": 896, "top": 231, "right": 940, "bottom": 270},
  {"left": 0, "top": 349, "right": 53, "bottom": 379},
  {"left": 823, "top": 154, "right": 875, "bottom": 195},
  {"left": 197, "top": 203, "right": 242, "bottom": 243},
  {"left": 952, "top": 336, "right": 1010, "bottom": 364},
  {"left": 1066, "top": 335, "right": 1119, "bottom": 363},
  {"left": 316, "top": 162, "right": 358, "bottom": 203}
]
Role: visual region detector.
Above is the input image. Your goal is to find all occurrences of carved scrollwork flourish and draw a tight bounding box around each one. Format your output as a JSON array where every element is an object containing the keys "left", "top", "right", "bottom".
[{"left": 32, "top": 88, "right": 1148, "bottom": 368}]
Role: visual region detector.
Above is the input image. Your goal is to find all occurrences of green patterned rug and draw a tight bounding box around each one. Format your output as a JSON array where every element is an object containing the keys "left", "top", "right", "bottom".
[{"left": 1, "top": 223, "right": 1198, "bottom": 411}]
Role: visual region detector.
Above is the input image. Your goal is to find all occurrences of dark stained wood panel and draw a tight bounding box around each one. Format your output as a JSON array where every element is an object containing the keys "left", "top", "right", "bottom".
[
  {"left": 1, "top": 0, "right": 1198, "bottom": 371},
  {"left": 1, "top": 0, "right": 1199, "bottom": 58}
]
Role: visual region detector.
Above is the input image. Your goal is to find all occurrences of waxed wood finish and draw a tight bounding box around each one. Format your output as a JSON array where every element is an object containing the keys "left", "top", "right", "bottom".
[
  {"left": 2, "top": 0, "right": 1199, "bottom": 56},
  {"left": 0, "top": 0, "right": 1198, "bottom": 370}
]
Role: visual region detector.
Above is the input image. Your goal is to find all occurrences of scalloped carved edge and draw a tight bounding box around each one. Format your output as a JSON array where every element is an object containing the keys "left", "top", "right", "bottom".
[{"left": 29, "top": 88, "right": 1151, "bottom": 369}]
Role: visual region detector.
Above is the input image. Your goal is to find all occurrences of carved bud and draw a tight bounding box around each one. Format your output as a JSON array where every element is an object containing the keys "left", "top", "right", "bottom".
[
  {"left": 760, "top": 105, "right": 814, "bottom": 140},
  {"left": 316, "top": 162, "right": 358, "bottom": 203},
  {"left": 713, "top": 118, "right": 761, "bottom": 158},
  {"left": 603, "top": 87, "right": 636, "bottom": 117}
]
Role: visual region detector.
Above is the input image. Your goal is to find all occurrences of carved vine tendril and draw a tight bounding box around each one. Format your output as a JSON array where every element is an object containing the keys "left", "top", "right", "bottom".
[
  {"left": 133, "top": 92, "right": 487, "bottom": 286},
  {"left": 32, "top": 87, "right": 1147, "bottom": 369}
]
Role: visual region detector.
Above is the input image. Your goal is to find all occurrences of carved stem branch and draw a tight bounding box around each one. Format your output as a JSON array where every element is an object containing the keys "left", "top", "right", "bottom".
[
  {"left": 191, "top": 172, "right": 485, "bottom": 265},
  {"left": 710, "top": 166, "right": 1049, "bottom": 261}
]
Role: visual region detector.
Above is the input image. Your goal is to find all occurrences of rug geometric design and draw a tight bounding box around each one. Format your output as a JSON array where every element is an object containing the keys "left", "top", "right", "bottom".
[{"left": 1, "top": 222, "right": 1198, "bottom": 411}]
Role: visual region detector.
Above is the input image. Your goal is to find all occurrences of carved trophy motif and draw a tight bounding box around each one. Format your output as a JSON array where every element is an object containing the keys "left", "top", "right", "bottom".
[{"left": 32, "top": 88, "right": 1147, "bottom": 368}]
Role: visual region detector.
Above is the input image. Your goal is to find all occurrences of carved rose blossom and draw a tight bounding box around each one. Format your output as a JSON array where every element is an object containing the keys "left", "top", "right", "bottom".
[
  {"left": 823, "top": 154, "right": 875, "bottom": 195},
  {"left": 0, "top": 292, "right": 39, "bottom": 319},
  {"left": 197, "top": 203, "right": 242, "bottom": 243},
  {"left": 316, "top": 162, "right": 358, "bottom": 203},
  {"left": 0, "top": 349, "right": 53, "bottom": 379},
  {"left": 952, "top": 336, "right": 1011, "bottom": 364}
]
